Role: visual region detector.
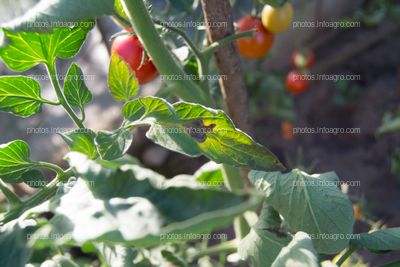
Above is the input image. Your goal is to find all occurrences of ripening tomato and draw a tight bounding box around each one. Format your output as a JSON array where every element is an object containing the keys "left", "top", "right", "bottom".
[
  {"left": 261, "top": 2, "right": 293, "bottom": 33},
  {"left": 281, "top": 120, "right": 294, "bottom": 141},
  {"left": 286, "top": 70, "right": 308, "bottom": 94},
  {"left": 236, "top": 16, "right": 274, "bottom": 59},
  {"left": 111, "top": 33, "right": 158, "bottom": 84},
  {"left": 353, "top": 203, "right": 362, "bottom": 221},
  {"left": 291, "top": 50, "right": 315, "bottom": 69}
]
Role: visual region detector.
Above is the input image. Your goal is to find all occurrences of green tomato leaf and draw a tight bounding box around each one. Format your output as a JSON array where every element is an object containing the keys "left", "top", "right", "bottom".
[
  {"left": 249, "top": 169, "right": 354, "bottom": 254},
  {"left": 0, "top": 221, "right": 36, "bottom": 267},
  {"left": 161, "top": 250, "right": 188, "bottom": 267},
  {"left": 41, "top": 255, "right": 80, "bottom": 267},
  {"left": 0, "top": 140, "right": 36, "bottom": 183},
  {"left": 239, "top": 228, "right": 292, "bottom": 267},
  {"left": 377, "top": 116, "right": 400, "bottom": 135},
  {"left": 0, "top": 76, "right": 49, "bottom": 117},
  {"left": 271, "top": 232, "right": 319, "bottom": 267},
  {"left": 194, "top": 161, "right": 224, "bottom": 188},
  {"left": 95, "top": 243, "right": 138, "bottom": 267},
  {"left": 108, "top": 54, "right": 139, "bottom": 102},
  {"left": 60, "top": 130, "right": 99, "bottom": 159},
  {"left": 57, "top": 152, "right": 260, "bottom": 246},
  {"left": 123, "top": 97, "right": 284, "bottom": 171},
  {"left": 239, "top": 201, "right": 291, "bottom": 267},
  {"left": 2, "top": 0, "right": 114, "bottom": 32},
  {"left": 64, "top": 63, "right": 92, "bottom": 112},
  {"left": 351, "top": 227, "right": 400, "bottom": 253},
  {"left": 95, "top": 128, "right": 133, "bottom": 160},
  {"left": 114, "top": 0, "right": 130, "bottom": 23},
  {"left": 22, "top": 169, "right": 46, "bottom": 188},
  {"left": 0, "top": 24, "right": 93, "bottom": 72}
]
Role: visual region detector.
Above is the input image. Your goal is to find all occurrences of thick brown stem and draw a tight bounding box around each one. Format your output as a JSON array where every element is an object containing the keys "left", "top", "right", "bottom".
[{"left": 200, "top": 0, "right": 251, "bottom": 134}]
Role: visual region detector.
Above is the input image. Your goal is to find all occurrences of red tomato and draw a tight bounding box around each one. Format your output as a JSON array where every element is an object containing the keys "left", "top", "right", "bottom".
[
  {"left": 111, "top": 33, "right": 158, "bottom": 84},
  {"left": 236, "top": 16, "right": 274, "bottom": 59},
  {"left": 291, "top": 50, "right": 315, "bottom": 69},
  {"left": 286, "top": 70, "right": 309, "bottom": 94}
]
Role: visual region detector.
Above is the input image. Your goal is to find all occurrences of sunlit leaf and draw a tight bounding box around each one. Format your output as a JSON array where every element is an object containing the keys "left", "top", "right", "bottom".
[
  {"left": 0, "top": 25, "right": 93, "bottom": 71},
  {"left": 64, "top": 63, "right": 92, "bottom": 113},
  {"left": 108, "top": 54, "right": 139, "bottom": 102},
  {"left": 0, "top": 76, "right": 48, "bottom": 117},
  {"left": 60, "top": 130, "right": 99, "bottom": 159},
  {"left": 0, "top": 140, "right": 36, "bottom": 183},
  {"left": 123, "top": 97, "right": 284, "bottom": 171},
  {"left": 95, "top": 128, "right": 133, "bottom": 160}
]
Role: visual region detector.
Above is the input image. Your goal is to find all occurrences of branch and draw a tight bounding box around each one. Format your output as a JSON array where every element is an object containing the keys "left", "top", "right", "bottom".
[{"left": 200, "top": 0, "right": 252, "bottom": 133}]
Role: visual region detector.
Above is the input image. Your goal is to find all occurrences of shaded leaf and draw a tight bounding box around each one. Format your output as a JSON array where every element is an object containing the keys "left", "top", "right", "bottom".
[
  {"left": 239, "top": 201, "right": 291, "bottom": 267},
  {"left": 271, "top": 232, "right": 319, "bottom": 267},
  {"left": 250, "top": 169, "right": 354, "bottom": 254},
  {"left": 351, "top": 227, "right": 400, "bottom": 253},
  {"left": 0, "top": 76, "right": 47, "bottom": 117},
  {"left": 64, "top": 63, "right": 92, "bottom": 112},
  {"left": 161, "top": 250, "right": 188, "bottom": 267},
  {"left": 108, "top": 54, "right": 139, "bottom": 102},
  {"left": 22, "top": 170, "right": 46, "bottom": 188},
  {"left": 0, "top": 220, "right": 36, "bottom": 267},
  {"left": 0, "top": 140, "right": 36, "bottom": 183},
  {"left": 239, "top": 228, "right": 292, "bottom": 267},
  {"left": 57, "top": 152, "right": 260, "bottom": 246},
  {"left": 95, "top": 128, "right": 133, "bottom": 160},
  {"left": 2, "top": 0, "right": 113, "bottom": 32},
  {"left": 40, "top": 255, "right": 80, "bottom": 267},
  {"left": 95, "top": 243, "right": 137, "bottom": 267},
  {"left": 123, "top": 97, "right": 284, "bottom": 171}
]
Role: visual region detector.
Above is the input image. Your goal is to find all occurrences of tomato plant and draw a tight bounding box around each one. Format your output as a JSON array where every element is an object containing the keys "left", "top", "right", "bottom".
[
  {"left": 236, "top": 16, "right": 274, "bottom": 59},
  {"left": 111, "top": 33, "right": 159, "bottom": 84},
  {"left": 286, "top": 70, "right": 309, "bottom": 94},
  {"left": 261, "top": 2, "right": 294, "bottom": 33},
  {"left": 0, "top": 0, "right": 399, "bottom": 266}
]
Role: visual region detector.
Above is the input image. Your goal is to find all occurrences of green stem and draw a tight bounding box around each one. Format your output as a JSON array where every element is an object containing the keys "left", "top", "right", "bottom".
[
  {"left": 190, "top": 239, "right": 238, "bottom": 260},
  {"left": 222, "top": 165, "right": 250, "bottom": 239},
  {"left": 153, "top": 19, "right": 210, "bottom": 90},
  {"left": 0, "top": 180, "right": 22, "bottom": 207},
  {"left": 120, "top": 0, "right": 210, "bottom": 105},
  {"left": 153, "top": 19, "right": 204, "bottom": 62},
  {"left": 37, "top": 162, "right": 65, "bottom": 176},
  {"left": 203, "top": 30, "right": 256, "bottom": 60},
  {"left": 41, "top": 99, "right": 61, "bottom": 106},
  {"left": 46, "top": 63, "right": 85, "bottom": 129},
  {"left": 0, "top": 168, "right": 74, "bottom": 225},
  {"left": 336, "top": 246, "right": 357, "bottom": 266}
]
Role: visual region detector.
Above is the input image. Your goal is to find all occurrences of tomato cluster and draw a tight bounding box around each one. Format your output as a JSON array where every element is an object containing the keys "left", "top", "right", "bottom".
[
  {"left": 111, "top": 32, "right": 159, "bottom": 84},
  {"left": 236, "top": 2, "right": 294, "bottom": 59},
  {"left": 286, "top": 49, "right": 315, "bottom": 94}
]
